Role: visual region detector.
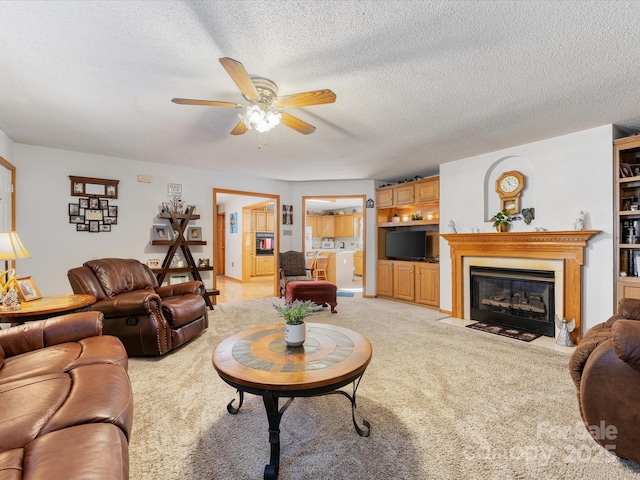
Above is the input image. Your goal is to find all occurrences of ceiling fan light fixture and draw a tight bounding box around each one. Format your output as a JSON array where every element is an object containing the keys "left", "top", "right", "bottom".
[{"left": 240, "top": 104, "right": 282, "bottom": 133}]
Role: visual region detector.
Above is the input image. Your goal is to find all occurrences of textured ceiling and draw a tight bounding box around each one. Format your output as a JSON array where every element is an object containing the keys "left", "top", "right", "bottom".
[{"left": 2, "top": 1, "right": 640, "bottom": 182}]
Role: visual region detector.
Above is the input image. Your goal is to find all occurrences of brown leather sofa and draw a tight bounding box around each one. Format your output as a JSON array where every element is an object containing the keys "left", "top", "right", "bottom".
[
  {"left": 68, "top": 258, "right": 208, "bottom": 356},
  {"left": 569, "top": 297, "right": 640, "bottom": 464},
  {"left": 0, "top": 311, "right": 133, "bottom": 479}
]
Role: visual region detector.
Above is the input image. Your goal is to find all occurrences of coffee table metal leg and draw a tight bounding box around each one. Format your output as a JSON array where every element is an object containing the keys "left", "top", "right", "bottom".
[
  {"left": 317, "top": 375, "right": 371, "bottom": 437},
  {"left": 262, "top": 393, "right": 294, "bottom": 480},
  {"left": 226, "top": 390, "right": 244, "bottom": 414}
]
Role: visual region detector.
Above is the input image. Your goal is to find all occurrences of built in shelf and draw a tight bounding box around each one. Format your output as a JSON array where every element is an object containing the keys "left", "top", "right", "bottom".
[
  {"left": 158, "top": 212, "right": 200, "bottom": 220},
  {"left": 151, "top": 266, "right": 213, "bottom": 274},
  {"left": 151, "top": 240, "right": 206, "bottom": 246},
  {"left": 378, "top": 219, "right": 439, "bottom": 228}
]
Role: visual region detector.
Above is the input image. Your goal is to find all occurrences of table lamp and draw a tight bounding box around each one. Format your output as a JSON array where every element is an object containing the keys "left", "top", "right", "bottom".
[{"left": 0, "top": 231, "right": 31, "bottom": 271}]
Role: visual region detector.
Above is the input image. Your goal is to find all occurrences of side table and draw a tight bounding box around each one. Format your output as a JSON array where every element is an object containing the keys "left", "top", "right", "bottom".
[{"left": 0, "top": 294, "right": 96, "bottom": 324}]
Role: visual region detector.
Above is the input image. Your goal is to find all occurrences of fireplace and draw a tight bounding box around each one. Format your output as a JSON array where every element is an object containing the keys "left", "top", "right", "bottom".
[
  {"left": 470, "top": 266, "right": 555, "bottom": 336},
  {"left": 441, "top": 231, "right": 598, "bottom": 343}
]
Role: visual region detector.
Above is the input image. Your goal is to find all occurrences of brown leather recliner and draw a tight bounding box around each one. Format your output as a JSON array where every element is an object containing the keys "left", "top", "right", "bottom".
[
  {"left": 569, "top": 297, "right": 640, "bottom": 464},
  {"left": 68, "top": 258, "right": 208, "bottom": 356}
]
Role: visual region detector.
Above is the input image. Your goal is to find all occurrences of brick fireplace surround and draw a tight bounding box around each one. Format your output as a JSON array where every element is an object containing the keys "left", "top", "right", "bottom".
[{"left": 441, "top": 231, "right": 598, "bottom": 344}]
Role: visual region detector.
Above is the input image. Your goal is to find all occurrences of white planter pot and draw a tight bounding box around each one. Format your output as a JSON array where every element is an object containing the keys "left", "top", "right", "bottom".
[{"left": 284, "top": 322, "right": 306, "bottom": 347}]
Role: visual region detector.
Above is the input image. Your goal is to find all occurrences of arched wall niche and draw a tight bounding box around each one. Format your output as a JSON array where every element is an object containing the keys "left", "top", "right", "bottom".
[{"left": 483, "top": 155, "right": 534, "bottom": 223}]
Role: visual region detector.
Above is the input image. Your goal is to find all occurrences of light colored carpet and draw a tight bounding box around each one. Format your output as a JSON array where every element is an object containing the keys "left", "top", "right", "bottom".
[{"left": 127, "top": 296, "right": 640, "bottom": 479}]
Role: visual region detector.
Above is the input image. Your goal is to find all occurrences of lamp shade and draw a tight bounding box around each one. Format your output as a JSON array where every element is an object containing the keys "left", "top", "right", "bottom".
[{"left": 0, "top": 232, "right": 31, "bottom": 260}]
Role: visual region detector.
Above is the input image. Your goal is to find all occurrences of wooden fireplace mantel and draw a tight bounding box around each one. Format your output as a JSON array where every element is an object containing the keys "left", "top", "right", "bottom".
[{"left": 441, "top": 230, "right": 599, "bottom": 343}]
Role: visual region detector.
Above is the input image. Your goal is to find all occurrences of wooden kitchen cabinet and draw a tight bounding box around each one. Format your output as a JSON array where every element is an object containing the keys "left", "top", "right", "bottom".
[
  {"left": 377, "top": 260, "right": 394, "bottom": 297},
  {"left": 394, "top": 184, "right": 414, "bottom": 206},
  {"left": 393, "top": 262, "right": 415, "bottom": 301},
  {"left": 254, "top": 255, "right": 274, "bottom": 276},
  {"left": 320, "top": 216, "right": 334, "bottom": 237},
  {"left": 334, "top": 214, "right": 355, "bottom": 237},
  {"left": 354, "top": 251, "right": 363, "bottom": 276},
  {"left": 376, "top": 176, "right": 440, "bottom": 309},
  {"left": 255, "top": 212, "right": 274, "bottom": 232},
  {"left": 377, "top": 260, "right": 439, "bottom": 307},
  {"left": 415, "top": 177, "right": 439, "bottom": 203},
  {"left": 376, "top": 187, "right": 394, "bottom": 208},
  {"left": 415, "top": 262, "right": 439, "bottom": 306}
]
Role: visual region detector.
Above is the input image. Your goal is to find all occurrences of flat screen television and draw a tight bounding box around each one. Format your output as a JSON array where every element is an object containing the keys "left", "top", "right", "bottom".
[{"left": 385, "top": 230, "right": 427, "bottom": 261}]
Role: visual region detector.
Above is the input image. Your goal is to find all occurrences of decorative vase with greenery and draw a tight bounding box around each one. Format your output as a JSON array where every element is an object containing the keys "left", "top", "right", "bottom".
[
  {"left": 492, "top": 209, "right": 512, "bottom": 232},
  {"left": 273, "top": 299, "right": 314, "bottom": 346}
]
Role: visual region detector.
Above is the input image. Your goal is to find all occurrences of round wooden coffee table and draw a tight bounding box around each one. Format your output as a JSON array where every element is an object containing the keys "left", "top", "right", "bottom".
[
  {"left": 0, "top": 294, "right": 96, "bottom": 323},
  {"left": 212, "top": 322, "right": 372, "bottom": 480}
]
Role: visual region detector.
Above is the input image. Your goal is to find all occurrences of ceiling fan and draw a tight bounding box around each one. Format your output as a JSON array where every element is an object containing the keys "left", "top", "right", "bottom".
[{"left": 172, "top": 57, "right": 336, "bottom": 135}]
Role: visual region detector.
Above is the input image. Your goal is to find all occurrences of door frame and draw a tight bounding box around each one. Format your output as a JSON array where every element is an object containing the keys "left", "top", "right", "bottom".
[
  {"left": 302, "top": 195, "right": 366, "bottom": 294},
  {"left": 213, "top": 188, "right": 280, "bottom": 297}
]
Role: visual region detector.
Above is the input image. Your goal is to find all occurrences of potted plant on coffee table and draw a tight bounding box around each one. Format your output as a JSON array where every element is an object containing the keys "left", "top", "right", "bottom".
[
  {"left": 492, "top": 209, "right": 512, "bottom": 232},
  {"left": 273, "top": 299, "right": 314, "bottom": 347}
]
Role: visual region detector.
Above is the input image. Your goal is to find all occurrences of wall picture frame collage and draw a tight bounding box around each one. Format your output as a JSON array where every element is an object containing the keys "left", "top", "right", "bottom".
[{"left": 69, "top": 197, "right": 118, "bottom": 232}]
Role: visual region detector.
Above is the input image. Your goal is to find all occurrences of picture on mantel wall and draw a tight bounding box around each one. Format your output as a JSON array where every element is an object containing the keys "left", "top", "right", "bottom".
[
  {"left": 230, "top": 212, "right": 237, "bottom": 233},
  {"left": 283, "top": 205, "right": 293, "bottom": 225}
]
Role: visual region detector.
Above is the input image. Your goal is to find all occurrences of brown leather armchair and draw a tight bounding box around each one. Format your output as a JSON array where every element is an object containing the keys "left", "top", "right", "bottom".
[
  {"left": 569, "top": 297, "right": 640, "bottom": 464},
  {"left": 68, "top": 258, "right": 208, "bottom": 356}
]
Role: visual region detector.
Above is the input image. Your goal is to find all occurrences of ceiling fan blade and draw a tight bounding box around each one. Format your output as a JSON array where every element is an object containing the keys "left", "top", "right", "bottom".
[
  {"left": 219, "top": 57, "right": 259, "bottom": 101},
  {"left": 274, "top": 89, "right": 336, "bottom": 109},
  {"left": 230, "top": 121, "right": 248, "bottom": 135},
  {"left": 280, "top": 111, "right": 316, "bottom": 135},
  {"left": 172, "top": 98, "right": 243, "bottom": 108}
]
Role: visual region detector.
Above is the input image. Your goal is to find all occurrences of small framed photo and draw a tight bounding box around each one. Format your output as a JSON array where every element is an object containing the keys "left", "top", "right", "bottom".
[
  {"left": 170, "top": 274, "right": 188, "bottom": 285},
  {"left": 108, "top": 205, "right": 118, "bottom": 217},
  {"left": 632, "top": 164, "right": 640, "bottom": 177},
  {"left": 99, "top": 224, "right": 111, "bottom": 232},
  {"left": 89, "top": 197, "right": 100, "bottom": 209},
  {"left": 187, "top": 226, "right": 202, "bottom": 241},
  {"left": 16, "top": 276, "right": 42, "bottom": 302},
  {"left": 153, "top": 225, "right": 168, "bottom": 240},
  {"left": 73, "top": 182, "right": 84, "bottom": 194},
  {"left": 79, "top": 198, "right": 89, "bottom": 209},
  {"left": 106, "top": 185, "right": 117, "bottom": 197},
  {"left": 77, "top": 224, "right": 89, "bottom": 231},
  {"left": 69, "top": 215, "right": 85, "bottom": 224},
  {"left": 621, "top": 163, "right": 633, "bottom": 178},
  {"left": 147, "top": 258, "right": 161, "bottom": 269},
  {"left": 104, "top": 216, "right": 117, "bottom": 225},
  {"left": 69, "top": 203, "right": 80, "bottom": 215},
  {"left": 86, "top": 209, "right": 103, "bottom": 221},
  {"left": 99, "top": 199, "right": 109, "bottom": 209},
  {"left": 198, "top": 258, "right": 210, "bottom": 267},
  {"left": 168, "top": 183, "right": 182, "bottom": 197},
  {"left": 89, "top": 220, "right": 100, "bottom": 232}
]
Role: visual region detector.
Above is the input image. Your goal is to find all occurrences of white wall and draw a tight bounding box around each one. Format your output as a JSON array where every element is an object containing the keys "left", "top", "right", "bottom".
[
  {"left": 12, "top": 144, "right": 291, "bottom": 295},
  {"left": 291, "top": 180, "right": 377, "bottom": 296},
  {"left": 0, "top": 130, "right": 14, "bottom": 162},
  {"left": 439, "top": 125, "right": 615, "bottom": 331}
]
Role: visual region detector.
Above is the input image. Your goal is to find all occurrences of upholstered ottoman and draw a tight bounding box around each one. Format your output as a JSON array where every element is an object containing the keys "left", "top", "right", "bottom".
[{"left": 286, "top": 280, "right": 337, "bottom": 313}]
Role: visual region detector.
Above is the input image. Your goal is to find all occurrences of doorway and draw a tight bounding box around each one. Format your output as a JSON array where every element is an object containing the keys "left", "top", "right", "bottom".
[
  {"left": 303, "top": 195, "right": 366, "bottom": 295},
  {"left": 213, "top": 188, "right": 280, "bottom": 298}
]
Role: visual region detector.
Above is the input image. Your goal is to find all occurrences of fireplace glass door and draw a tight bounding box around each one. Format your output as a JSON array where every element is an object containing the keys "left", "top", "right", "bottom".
[{"left": 470, "top": 267, "right": 555, "bottom": 337}]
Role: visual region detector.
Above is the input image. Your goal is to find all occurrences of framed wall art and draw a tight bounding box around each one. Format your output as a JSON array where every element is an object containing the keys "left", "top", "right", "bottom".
[
  {"left": 16, "top": 276, "right": 42, "bottom": 301},
  {"left": 68, "top": 196, "right": 118, "bottom": 233},
  {"left": 187, "top": 226, "right": 202, "bottom": 241},
  {"left": 69, "top": 175, "right": 119, "bottom": 198}
]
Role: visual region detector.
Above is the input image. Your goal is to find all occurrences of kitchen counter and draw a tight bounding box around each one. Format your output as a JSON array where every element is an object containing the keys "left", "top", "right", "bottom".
[{"left": 306, "top": 251, "right": 356, "bottom": 287}]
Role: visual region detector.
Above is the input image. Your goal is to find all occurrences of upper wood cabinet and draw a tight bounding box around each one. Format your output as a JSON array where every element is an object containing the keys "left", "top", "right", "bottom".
[
  {"left": 376, "top": 177, "right": 439, "bottom": 209},
  {"left": 415, "top": 177, "right": 439, "bottom": 203},
  {"left": 376, "top": 187, "right": 394, "bottom": 208},
  {"left": 255, "top": 212, "right": 274, "bottom": 232},
  {"left": 394, "top": 184, "right": 415, "bottom": 206}
]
